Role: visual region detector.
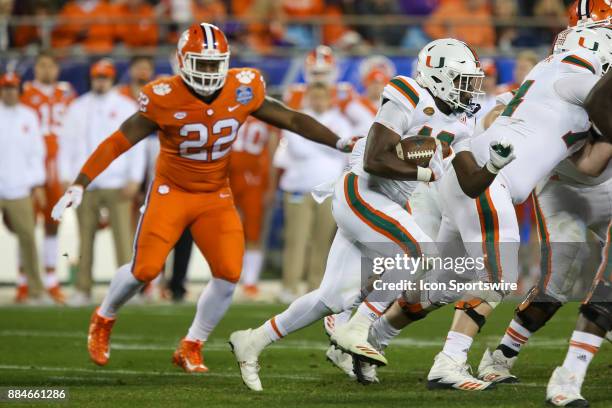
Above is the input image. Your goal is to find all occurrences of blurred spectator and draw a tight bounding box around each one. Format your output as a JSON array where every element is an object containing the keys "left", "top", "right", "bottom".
[
  {"left": 497, "top": 49, "right": 538, "bottom": 92},
  {"left": 0, "top": 0, "right": 14, "bottom": 50},
  {"left": 397, "top": 0, "right": 438, "bottom": 15},
  {"left": 192, "top": 0, "right": 226, "bottom": 23},
  {"left": 493, "top": 0, "right": 519, "bottom": 51},
  {"left": 13, "top": 0, "right": 55, "bottom": 48},
  {"left": 59, "top": 60, "right": 146, "bottom": 306},
  {"left": 114, "top": 0, "right": 159, "bottom": 48},
  {"left": 274, "top": 82, "right": 350, "bottom": 303},
  {"left": 476, "top": 58, "right": 499, "bottom": 119},
  {"left": 532, "top": 0, "right": 567, "bottom": 45},
  {"left": 424, "top": 0, "right": 495, "bottom": 49},
  {"left": 117, "top": 55, "right": 155, "bottom": 100},
  {"left": 353, "top": 0, "right": 406, "bottom": 46},
  {"left": 52, "top": 0, "right": 116, "bottom": 53},
  {"left": 0, "top": 73, "right": 46, "bottom": 304}
]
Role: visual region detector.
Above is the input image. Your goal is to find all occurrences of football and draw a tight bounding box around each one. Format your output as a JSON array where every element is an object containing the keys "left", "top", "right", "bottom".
[{"left": 395, "top": 136, "right": 452, "bottom": 167}]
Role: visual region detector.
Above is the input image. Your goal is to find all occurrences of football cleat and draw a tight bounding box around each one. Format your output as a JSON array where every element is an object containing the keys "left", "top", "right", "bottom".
[
  {"left": 172, "top": 338, "right": 209, "bottom": 373},
  {"left": 87, "top": 308, "right": 115, "bottom": 366},
  {"left": 14, "top": 285, "right": 28, "bottom": 303},
  {"left": 353, "top": 356, "right": 380, "bottom": 385},
  {"left": 229, "top": 329, "right": 263, "bottom": 391},
  {"left": 324, "top": 315, "right": 336, "bottom": 338},
  {"left": 546, "top": 366, "right": 589, "bottom": 407},
  {"left": 330, "top": 314, "right": 387, "bottom": 367},
  {"left": 477, "top": 348, "right": 519, "bottom": 383},
  {"left": 427, "top": 352, "right": 495, "bottom": 391},
  {"left": 242, "top": 284, "right": 259, "bottom": 300},
  {"left": 326, "top": 345, "right": 356, "bottom": 379}
]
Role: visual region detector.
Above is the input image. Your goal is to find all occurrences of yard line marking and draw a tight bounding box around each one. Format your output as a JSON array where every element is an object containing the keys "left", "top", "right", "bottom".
[{"left": 0, "top": 365, "right": 319, "bottom": 381}]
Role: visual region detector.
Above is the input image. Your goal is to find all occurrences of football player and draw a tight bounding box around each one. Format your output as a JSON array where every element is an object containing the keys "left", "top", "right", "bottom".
[
  {"left": 20, "top": 51, "right": 75, "bottom": 304},
  {"left": 477, "top": 6, "right": 612, "bottom": 387},
  {"left": 229, "top": 116, "right": 279, "bottom": 298},
  {"left": 229, "top": 38, "right": 516, "bottom": 391},
  {"left": 51, "top": 23, "right": 354, "bottom": 373},
  {"left": 337, "top": 25, "right": 612, "bottom": 391}
]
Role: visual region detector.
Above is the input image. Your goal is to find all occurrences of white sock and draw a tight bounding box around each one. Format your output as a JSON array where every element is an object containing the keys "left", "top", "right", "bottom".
[
  {"left": 263, "top": 289, "right": 331, "bottom": 341},
  {"left": 499, "top": 319, "right": 532, "bottom": 356},
  {"left": 43, "top": 235, "right": 58, "bottom": 271},
  {"left": 186, "top": 278, "right": 236, "bottom": 342},
  {"left": 442, "top": 331, "right": 473, "bottom": 363},
  {"left": 241, "top": 249, "right": 264, "bottom": 286},
  {"left": 99, "top": 263, "right": 144, "bottom": 318},
  {"left": 356, "top": 300, "right": 389, "bottom": 322},
  {"left": 562, "top": 330, "right": 603, "bottom": 379},
  {"left": 370, "top": 314, "right": 401, "bottom": 349},
  {"left": 331, "top": 309, "right": 352, "bottom": 330}
]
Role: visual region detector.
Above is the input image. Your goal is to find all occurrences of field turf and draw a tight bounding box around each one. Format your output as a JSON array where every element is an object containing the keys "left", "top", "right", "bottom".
[{"left": 0, "top": 302, "right": 609, "bottom": 407}]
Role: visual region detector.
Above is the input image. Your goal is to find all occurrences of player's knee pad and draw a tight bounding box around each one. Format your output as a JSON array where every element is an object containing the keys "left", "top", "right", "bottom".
[
  {"left": 515, "top": 286, "right": 563, "bottom": 332},
  {"left": 131, "top": 262, "right": 162, "bottom": 282},
  {"left": 580, "top": 281, "right": 612, "bottom": 332},
  {"left": 397, "top": 297, "right": 430, "bottom": 321},
  {"left": 455, "top": 298, "right": 487, "bottom": 332}
]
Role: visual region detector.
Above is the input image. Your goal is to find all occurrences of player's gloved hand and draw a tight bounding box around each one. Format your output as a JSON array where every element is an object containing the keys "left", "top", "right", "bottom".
[
  {"left": 336, "top": 135, "right": 362, "bottom": 152},
  {"left": 486, "top": 140, "right": 516, "bottom": 174},
  {"left": 51, "top": 185, "right": 84, "bottom": 221},
  {"left": 417, "top": 140, "right": 445, "bottom": 182}
]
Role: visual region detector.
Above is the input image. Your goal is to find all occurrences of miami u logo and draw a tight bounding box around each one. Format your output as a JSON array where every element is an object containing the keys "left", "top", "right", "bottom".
[
  {"left": 425, "top": 56, "right": 445, "bottom": 68},
  {"left": 579, "top": 37, "right": 599, "bottom": 51}
]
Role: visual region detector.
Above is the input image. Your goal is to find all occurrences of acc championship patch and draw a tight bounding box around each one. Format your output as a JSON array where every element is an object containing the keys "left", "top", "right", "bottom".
[{"left": 236, "top": 85, "right": 253, "bottom": 105}]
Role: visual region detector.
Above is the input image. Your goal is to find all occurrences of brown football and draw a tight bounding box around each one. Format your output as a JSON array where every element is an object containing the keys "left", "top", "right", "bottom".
[{"left": 395, "top": 136, "right": 452, "bottom": 167}]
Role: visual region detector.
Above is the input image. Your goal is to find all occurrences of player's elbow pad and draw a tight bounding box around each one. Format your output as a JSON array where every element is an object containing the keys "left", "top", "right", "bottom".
[{"left": 80, "top": 130, "right": 133, "bottom": 181}]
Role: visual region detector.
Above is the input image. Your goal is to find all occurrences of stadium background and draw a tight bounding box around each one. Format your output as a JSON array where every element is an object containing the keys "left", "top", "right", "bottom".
[{"left": 0, "top": 0, "right": 585, "bottom": 290}]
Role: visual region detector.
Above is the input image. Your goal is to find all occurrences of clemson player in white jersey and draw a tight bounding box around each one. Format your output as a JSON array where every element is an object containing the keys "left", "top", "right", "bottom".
[
  {"left": 19, "top": 52, "right": 75, "bottom": 303},
  {"left": 229, "top": 116, "right": 278, "bottom": 298},
  {"left": 51, "top": 23, "right": 355, "bottom": 374},
  {"left": 341, "top": 26, "right": 612, "bottom": 391},
  {"left": 229, "top": 38, "right": 516, "bottom": 391}
]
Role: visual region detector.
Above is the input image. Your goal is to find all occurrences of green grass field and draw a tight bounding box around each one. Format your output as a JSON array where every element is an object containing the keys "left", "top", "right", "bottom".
[{"left": 0, "top": 302, "right": 609, "bottom": 407}]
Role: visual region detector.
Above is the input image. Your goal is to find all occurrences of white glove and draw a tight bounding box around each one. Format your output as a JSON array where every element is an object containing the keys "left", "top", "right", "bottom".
[
  {"left": 486, "top": 140, "right": 516, "bottom": 174},
  {"left": 51, "top": 185, "right": 84, "bottom": 221},
  {"left": 336, "top": 135, "right": 362, "bottom": 152}
]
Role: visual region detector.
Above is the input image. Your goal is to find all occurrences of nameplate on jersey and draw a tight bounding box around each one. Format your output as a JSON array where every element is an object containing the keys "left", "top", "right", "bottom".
[{"left": 236, "top": 86, "right": 253, "bottom": 105}]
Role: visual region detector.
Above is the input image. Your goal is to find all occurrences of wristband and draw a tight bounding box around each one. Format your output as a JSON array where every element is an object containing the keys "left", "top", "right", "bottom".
[
  {"left": 485, "top": 161, "right": 500, "bottom": 174},
  {"left": 417, "top": 166, "right": 432, "bottom": 182}
]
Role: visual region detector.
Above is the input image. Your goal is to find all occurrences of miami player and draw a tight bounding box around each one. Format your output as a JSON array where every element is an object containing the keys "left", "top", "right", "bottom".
[
  {"left": 229, "top": 38, "right": 517, "bottom": 391},
  {"left": 229, "top": 116, "right": 279, "bottom": 298},
  {"left": 337, "top": 26, "right": 612, "bottom": 391},
  {"left": 20, "top": 51, "right": 76, "bottom": 304},
  {"left": 51, "top": 23, "right": 353, "bottom": 373}
]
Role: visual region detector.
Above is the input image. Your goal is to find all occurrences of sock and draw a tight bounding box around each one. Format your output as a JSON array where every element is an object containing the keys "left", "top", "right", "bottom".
[
  {"left": 562, "top": 330, "right": 603, "bottom": 379},
  {"left": 356, "top": 300, "right": 389, "bottom": 322},
  {"left": 442, "top": 331, "right": 473, "bottom": 363},
  {"left": 331, "top": 309, "right": 352, "bottom": 330},
  {"left": 241, "top": 249, "right": 264, "bottom": 286},
  {"left": 186, "top": 278, "right": 237, "bottom": 342},
  {"left": 98, "top": 263, "right": 144, "bottom": 318},
  {"left": 369, "top": 314, "right": 401, "bottom": 350},
  {"left": 497, "top": 319, "right": 532, "bottom": 357},
  {"left": 43, "top": 236, "right": 58, "bottom": 269},
  {"left": 262, "top": 289, "right": 331, "bottom": 343},
  {"left": 17, "top": 272, "right": 28, "bottom": 288}
]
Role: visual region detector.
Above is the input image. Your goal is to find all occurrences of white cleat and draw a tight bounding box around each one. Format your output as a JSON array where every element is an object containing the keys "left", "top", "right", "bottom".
[
  {"left": 330, "top": 314, "right": 387, "bottom": 366},
  {"left": 324, "top": 315, "right": 336, "bottom": 338},
  {"left": 228, "top": 329, "right": 263, "bottom": 392},
  {"left": 546, "top": 366, "right": 589, "bottom": 407},
  {"left": 326, "top": 345, "right": 356, "bottom": 379},
  {"left": 353, "top": 357, "right": 380, "bottom": 384},
  {"left": 477, "top": 348, "right": 518, "bottom": 383},
  {"left": 427, "top": 352, "right": 495, "bottom": 391}
]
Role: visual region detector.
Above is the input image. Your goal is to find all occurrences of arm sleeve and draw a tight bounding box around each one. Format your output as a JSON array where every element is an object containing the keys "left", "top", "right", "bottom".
[
  {"left": 553, "top": 73, "right": 600, "bottom": 106},
  {"left": 79, "top": 130, "right": 133, "bottom": 182},
  {"left": 126, "top": 135, "right": 147, "bottom": 183}
]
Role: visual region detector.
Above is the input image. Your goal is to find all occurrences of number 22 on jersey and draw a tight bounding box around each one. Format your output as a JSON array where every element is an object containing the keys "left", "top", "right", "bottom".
[{"left": 179, "top": 118, "right": 240, "bottom": 161}]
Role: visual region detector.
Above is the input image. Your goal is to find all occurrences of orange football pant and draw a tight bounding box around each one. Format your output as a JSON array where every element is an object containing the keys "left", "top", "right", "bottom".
[{"left": 131, "top": 178, "right": 244, "bottom": 283}]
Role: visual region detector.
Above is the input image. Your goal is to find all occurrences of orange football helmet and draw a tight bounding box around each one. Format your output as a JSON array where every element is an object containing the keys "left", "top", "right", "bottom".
[
  {"left": 0, "top": 72, "right": 20, "bottom": 87},
  {"left": 304, "top": 45, "right": 338, "bottom": 85},
  {"left": 177, "top": 23, "right": 230, "bottom": 96},
  {"left": 569, "top": 0, "right": 612, "bottom": 27},
  {"left": 358, "top": 55, "right": 396, "bottom": 86}
]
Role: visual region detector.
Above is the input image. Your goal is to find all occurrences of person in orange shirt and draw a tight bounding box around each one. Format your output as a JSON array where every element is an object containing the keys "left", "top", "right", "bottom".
[
  {"left": 114, "top": 0, "right": 158, "bottom": 48},
  {"left": 424, "top": 0, "right": 496, "bottom": 49},
  {"left": 229, "top": 116, "right": 279, "bottom": 299},
  {"left": 20, "top": 51, "right": 76, "bottom": 304},
  {"left": 52, "top": 0, "right": 116, "bottom": 53},
  {"left": 192, "top": 0, "right": 227, "bottom": 24},
  {"left": 51, "top": 23, "right": 356, "bottom": 373}
]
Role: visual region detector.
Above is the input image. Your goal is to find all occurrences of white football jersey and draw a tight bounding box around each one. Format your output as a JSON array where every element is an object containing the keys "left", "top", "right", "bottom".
[
  {"left": 470, "top": 49, "right": 602, "bottom": 204},
  {"left": 349, "top": 75, "right": 474, "bottom": 205}
]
